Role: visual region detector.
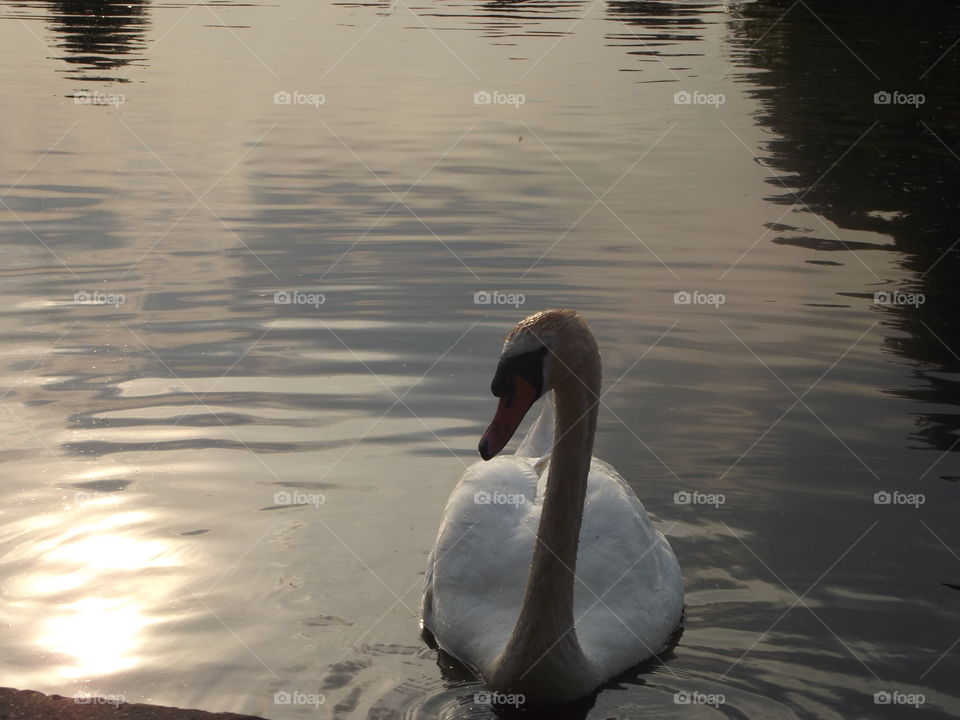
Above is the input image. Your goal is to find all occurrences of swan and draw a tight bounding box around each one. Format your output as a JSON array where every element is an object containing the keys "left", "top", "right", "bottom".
[{"left": 421, "top": 309, "right": 683, "bottom": 706}]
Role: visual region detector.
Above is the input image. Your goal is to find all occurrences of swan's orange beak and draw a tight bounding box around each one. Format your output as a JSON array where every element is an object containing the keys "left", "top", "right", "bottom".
[{"left": 478, "top": 375, "right": 538, "bottom": 460}]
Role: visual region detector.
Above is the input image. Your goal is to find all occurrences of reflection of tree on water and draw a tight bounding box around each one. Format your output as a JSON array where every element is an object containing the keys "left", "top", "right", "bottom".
[
  {"left": 42, "top": 0, "right": 149, "bottom": 82},
  {"left": 606, "top": 0, "right": 712, "bottom": 57},
  {"left": 468, "top": 0, "right": 709, "bottom": 48},
  {"left": 447, "top": 1, "right": 586, "bottom": 40},
  {"left": 730, "top": 0, "right": 960, "bottom": 454}
]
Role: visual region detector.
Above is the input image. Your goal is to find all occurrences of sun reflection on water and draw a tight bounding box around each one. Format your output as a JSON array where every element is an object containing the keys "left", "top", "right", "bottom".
[
  {"left": 13, "top": 506, "right": 182, "bottom": 679},
  {"left": 39, "top": 597, "right": 150, "bottom": 677}
]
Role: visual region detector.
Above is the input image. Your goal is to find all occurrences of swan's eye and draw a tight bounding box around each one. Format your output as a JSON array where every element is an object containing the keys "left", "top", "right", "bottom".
[{"left": 491, "top": 346, "right": 547, "bottom": 401}]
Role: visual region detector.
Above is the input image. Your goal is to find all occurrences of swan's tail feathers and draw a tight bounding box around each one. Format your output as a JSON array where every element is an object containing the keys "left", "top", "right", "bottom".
[{"left": 515, "top": 398, "right": 554, "bottom": 459}]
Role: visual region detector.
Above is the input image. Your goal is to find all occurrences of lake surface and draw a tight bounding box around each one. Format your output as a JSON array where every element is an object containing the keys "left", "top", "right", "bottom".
[{"left": 1, "top": 0, "right": 959, "bottom": 718}]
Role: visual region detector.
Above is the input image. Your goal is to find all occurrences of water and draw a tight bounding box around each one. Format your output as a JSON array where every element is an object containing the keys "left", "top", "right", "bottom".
[{"left": 1, "top": 0, "right": 958, "bottom": 717}]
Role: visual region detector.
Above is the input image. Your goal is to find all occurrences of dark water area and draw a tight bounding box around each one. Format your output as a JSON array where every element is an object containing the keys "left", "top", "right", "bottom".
[
  {"left": 735, "top": 1, "right": 960, "bottom": 452},
  {"left": 1, "top": 0, "right": 958, "bottom": 718}
]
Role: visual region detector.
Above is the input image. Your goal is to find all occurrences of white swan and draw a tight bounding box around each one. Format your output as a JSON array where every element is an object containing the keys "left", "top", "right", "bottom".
[{"left": 422, "top": 309, "right": 683, "bottom": 705}]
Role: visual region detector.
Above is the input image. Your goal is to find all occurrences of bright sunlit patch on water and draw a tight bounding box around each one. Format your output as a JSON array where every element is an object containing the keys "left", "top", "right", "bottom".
[
  {"left": 46, "top": 532, "right": 175, "bottom": 571},
  {"left": 24, "top": 571, "right": 90, "bottom": 595},
  {"left": 39, "top": 596, "right": 150, "bottom": 677},
  {"left": 7, "top": 508, "right": 184, "bottom": 680}
]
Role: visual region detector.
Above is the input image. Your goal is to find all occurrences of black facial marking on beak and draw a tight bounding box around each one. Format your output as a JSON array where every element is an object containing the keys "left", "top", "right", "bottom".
[{"left": 490, "top": 346, "right": 548, "bottom": 404}]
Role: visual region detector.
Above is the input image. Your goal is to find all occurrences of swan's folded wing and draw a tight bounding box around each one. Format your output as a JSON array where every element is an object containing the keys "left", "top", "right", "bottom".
[
  {"left": 573, "top": 461, "right": 684, "bottom": 680},
  {"left": 422, "top": 456, "right": 542, "bottom": 675}
]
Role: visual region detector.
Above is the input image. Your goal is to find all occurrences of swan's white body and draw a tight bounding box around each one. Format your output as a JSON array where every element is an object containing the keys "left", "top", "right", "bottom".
[{"left": 422, "top": 399, "right": 683, "bottom": 696}]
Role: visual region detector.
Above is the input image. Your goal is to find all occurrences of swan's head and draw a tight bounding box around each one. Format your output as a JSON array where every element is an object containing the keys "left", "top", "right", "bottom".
[{"left": 479, "top": 309, "right": 599, "bottom": 460}]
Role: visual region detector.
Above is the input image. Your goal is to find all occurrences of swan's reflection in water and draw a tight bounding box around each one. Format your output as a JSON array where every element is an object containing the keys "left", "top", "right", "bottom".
[
  {"left": 349, "top": 636, "right": 797, "bottom": 720},
  {"left": 418, "top": 612, "right": 686, "bottom": 719}
]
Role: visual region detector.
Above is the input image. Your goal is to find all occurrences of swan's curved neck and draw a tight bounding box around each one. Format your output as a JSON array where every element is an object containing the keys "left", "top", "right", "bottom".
[{"left": 490, "top": 353, "right": 601, "bottom": 699}]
